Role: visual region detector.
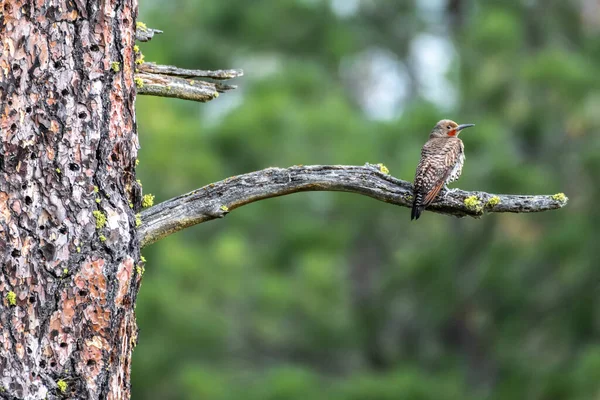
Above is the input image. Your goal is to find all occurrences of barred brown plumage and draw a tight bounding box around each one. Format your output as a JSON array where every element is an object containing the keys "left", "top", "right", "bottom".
[{"left": 411, "top": 119, "right": 475, "bottom": 220}]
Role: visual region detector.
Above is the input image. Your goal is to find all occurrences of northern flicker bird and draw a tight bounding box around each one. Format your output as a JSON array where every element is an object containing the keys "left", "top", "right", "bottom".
[{"left": 411, "top": 119, "right": 475, "bottom": 220}]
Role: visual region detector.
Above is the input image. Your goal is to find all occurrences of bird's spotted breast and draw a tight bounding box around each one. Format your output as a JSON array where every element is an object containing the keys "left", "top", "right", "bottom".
[{"left": 446, "top": 152, "right": 464, "bottom": 184}]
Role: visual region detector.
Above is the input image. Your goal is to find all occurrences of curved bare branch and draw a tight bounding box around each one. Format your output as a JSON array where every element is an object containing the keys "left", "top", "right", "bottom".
[{"left": 138, "top": 164, "right": 568, "bottom": 248}]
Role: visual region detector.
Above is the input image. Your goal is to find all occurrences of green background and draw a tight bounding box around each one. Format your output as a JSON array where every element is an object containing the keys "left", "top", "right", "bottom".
[{"left": 133, "top": 1, "right": 600, "bottom": 399}]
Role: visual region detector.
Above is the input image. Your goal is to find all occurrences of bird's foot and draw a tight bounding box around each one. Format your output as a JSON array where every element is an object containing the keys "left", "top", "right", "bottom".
[{"left": 442, "top": 186, "right": 458, "bottom": 198}]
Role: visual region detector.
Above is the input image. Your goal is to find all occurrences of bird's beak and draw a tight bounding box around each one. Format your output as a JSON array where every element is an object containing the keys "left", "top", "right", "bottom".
[{"left": 456, "top": 124, "right": 475, "bottom": 132}]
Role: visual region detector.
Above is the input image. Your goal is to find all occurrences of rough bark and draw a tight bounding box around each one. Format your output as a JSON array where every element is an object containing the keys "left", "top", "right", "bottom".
[
  {"left": 1, "top": 1, "right": 141, "bottom": 399},
  {"left": 138, "top": 164, "right": 568, "bottom": 248}
]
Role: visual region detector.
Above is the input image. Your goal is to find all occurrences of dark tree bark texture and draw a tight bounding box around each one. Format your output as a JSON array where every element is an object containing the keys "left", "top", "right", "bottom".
[{"left": 0, "top": 1, "right": 141, "bottom": 399}]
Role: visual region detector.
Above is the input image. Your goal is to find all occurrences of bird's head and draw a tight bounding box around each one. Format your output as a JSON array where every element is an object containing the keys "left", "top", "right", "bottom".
[{"left": 429, "top": 119, "right": 475, "bottom": 139}]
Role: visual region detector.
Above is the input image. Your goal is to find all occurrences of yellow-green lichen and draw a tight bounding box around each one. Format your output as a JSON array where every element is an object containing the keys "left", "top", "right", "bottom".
[
  {"left": 133, "top": 45, "right": 140, "bottom": 53},
  {"left": 220, "top": 205, "right": 229, "bottom": 212},
  {"left": 55, "top": 168, "right": 61, "bottom": 174},
  {"left": 464, "top": 195, "right": 483, "bottom": 212},
  {"left": 111, "top": 61, "right": 120, "bottom": 72},
  {"left": 57, "top": 380, "right": 67, "bottom": 394},
  {"left": 99, "top": 235, "right": 106, "bottom": 242},
  {"left": 486, "top": 196, "right": 500, "bottom": 208},
  {"left": 135, "top": 159, "right": 140, "bottom": 166},
  {"left": 76, "top": 247, "right": 81, "bottom": 253},
  {"left": 141, "top": 194, "right": 154, "bottom": 208},
  {"left": 552, "top": 192, "right": 567, "bottom": 202},
  {"left": 376, "top": 163, "right": 389, "bottom": 174},
  {"left": 63, "top": 268, "right": 68, "bottom": 275},
  {"left": 135, "top": 52, "right": 145, "bottom": 65},
  {"left": 134, "top": 77, "right": 144, "bottom": 88},
  {"left": 92, "top": 210, "right": 107, "bottom": 229},
  {"left": 135, "top": 214, "right": 142, "bottom": 227},
  {"left": 6, "top": 291, "right": 16, "bottom": 306},
  {"left": 93, "top": 186, "right": 99, "bottom": 193},
  {"left": 95, "top": 198, "right": 101, "bottom": 204},
  {"left": 136, "top": 21, "right": 148, "bottom": 31},
  {"left": 129, "top": 202, "right": 134, "bottom": 209},
  {"left": 136, "top": 179, "right": 142, "bottom": 186},
  {"left": 140, "top": 255, "right": 147, "bottom": 263},
  {"left": 136, "top": 265, "right": 145, "bottom": 276}
]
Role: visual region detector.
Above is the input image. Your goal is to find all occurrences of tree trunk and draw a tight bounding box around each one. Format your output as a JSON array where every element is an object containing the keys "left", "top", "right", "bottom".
[{"left": 1, "top": 1, "right": 140, "bottom": 399}]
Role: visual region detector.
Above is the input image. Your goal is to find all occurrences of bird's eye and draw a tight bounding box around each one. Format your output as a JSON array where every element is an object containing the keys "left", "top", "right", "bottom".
[{"left": 447, "top": 125, "right": 452, "bottom": 129}]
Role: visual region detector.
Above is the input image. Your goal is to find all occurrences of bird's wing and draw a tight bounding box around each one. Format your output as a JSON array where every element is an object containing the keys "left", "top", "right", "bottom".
[
  {"left": 418, "top": 139, "right": 463, "bottom": 206},
  {"left": 422, "top": 170, "right": 451, "bottom": 206}
]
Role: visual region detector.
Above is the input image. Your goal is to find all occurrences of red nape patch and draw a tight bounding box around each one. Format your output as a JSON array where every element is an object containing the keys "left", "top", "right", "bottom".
[{"left": 448, "top": 129, "right": 457, "bottom": 136}]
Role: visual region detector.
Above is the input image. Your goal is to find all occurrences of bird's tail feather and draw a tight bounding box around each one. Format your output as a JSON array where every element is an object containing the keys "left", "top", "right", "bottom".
[{"left": 411, "top": 193, "right": 424, "bottom": 221}]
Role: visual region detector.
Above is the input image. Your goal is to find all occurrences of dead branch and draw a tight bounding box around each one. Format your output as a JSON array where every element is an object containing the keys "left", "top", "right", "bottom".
[{"left": 138, "top": 164, "right": 568, "bottom": 247}]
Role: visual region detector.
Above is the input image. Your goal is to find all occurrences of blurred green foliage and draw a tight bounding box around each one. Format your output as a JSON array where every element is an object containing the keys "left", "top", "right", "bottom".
[{"left": 133, "top": 0, "right": 600, "bottom": 399}]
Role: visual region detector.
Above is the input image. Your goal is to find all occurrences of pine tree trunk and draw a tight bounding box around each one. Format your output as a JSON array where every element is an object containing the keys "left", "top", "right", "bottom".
[{"left": 1, "top": 1, "right": 141, "bottom": 398}]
